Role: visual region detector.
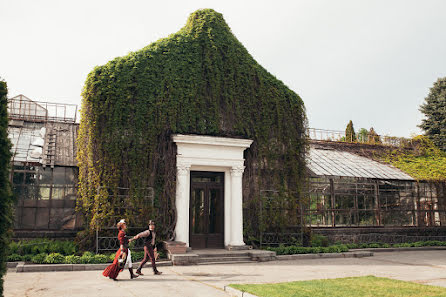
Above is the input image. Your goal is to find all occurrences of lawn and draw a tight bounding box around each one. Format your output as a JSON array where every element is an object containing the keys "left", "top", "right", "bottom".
[{"left": 229, "top": 276, "right": 446, "bottom": 297}]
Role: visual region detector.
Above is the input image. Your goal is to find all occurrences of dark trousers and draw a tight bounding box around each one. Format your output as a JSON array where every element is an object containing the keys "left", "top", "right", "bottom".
[{"left": 137, "top": 244, "right": 157, "bottom": 272}]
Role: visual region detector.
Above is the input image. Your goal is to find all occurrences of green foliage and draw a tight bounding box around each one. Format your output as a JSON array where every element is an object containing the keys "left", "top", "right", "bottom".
[
  {"left": 31, "top": 253, "right": 47, "bottom": 264},
  {"left": 9, "top": 239, "right": 78, "bottom": 256},
  {"left": 419, "top": 77, "right": 446, "bottom": 151},
  {"left": 345, "top": 120, "right": 356, "bottom": 142},
  {"left": 77, "top": 9, "right": 307, "bottom": 237},
  {"left": 380, "top": 135, "right": 446, "bottom": 180},
  {"left": 0, "top": 80, "right": 12, "bottom": 296},
  {"left": 64, "top": 255, "right": 81, "bottom": 264},
  {"left": 7, "top": 254, "right": 22, "bottom": 262},
  {"left": 265, "top": 244, "right": 348, "bottom": 255},
  {"left": 80, "top": 251, "right": 95, "bottom": 264},
  {"left": 108, "top": 253, "right": 116, "bottom": 262},
  {"left": 310, "top": 234, "right": 329, "bottom": 247},
  {"left": 357, "top": 128, "right": 368, "bottom": 142},
  {"left": 93, "top": 254, "right": 108, "bottom": 264},
  {"left": 45, "top": 253, "right": 65, "bottom": 264}
]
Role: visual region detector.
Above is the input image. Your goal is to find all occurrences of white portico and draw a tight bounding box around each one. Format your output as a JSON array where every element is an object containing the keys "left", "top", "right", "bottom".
[{"left": 173, "top": 134, "right": 253, "bottom": 248}]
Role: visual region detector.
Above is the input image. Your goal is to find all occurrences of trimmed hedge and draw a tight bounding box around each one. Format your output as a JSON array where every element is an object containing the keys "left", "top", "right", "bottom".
[
  {"left": 266, "top": 244, "right": 349, "bottom": 255},
  {"left": 8, "top": 239, "right": 78, "bottom": 256}
]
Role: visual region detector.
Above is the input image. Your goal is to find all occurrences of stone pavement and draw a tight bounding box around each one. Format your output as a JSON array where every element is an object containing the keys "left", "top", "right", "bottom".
[{"left": 4, "top": 250, "right": 446, "bottom": 297}]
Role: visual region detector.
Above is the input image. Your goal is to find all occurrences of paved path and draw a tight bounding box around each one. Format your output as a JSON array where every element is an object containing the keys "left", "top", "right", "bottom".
[{"left": 4, "top": 250, "right": 446, "bottom": 297}]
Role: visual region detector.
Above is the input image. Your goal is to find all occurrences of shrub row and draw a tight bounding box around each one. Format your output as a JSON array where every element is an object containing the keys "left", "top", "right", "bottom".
[
  {"left": 346, "top": 241, "right": 446, "bottom": 249},
  {"left": 8, "top": 249, "right": 166, "bottom": 263},
  {"left": 266, "top": 244, "right": 349, "bottom": 255},
  {"left": 9, "top": 239, "right": 77, "bottom": 256},
  {"left": 7, "top": 252, "right": 110, "bottom": 264}
]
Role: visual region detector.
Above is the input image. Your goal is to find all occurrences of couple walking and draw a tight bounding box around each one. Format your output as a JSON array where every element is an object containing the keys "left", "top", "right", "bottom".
[{"left": 102, "top": 219, "right": 162, "bottom": 281}]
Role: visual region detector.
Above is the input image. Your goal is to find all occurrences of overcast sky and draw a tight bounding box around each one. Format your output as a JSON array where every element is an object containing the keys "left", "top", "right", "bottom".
[{"left": 1, "top": 0, "right": 445, "bottom": 137}]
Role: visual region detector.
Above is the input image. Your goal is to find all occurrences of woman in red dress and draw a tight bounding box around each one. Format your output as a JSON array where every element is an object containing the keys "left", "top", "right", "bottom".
[{"left": 102, "top": 219, "right": 138, "bottom": 280}]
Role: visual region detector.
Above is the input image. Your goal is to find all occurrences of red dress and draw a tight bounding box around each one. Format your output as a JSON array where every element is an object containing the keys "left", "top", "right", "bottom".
[{"left": 102, "top": 230, "right": 128, "bottom": 279}]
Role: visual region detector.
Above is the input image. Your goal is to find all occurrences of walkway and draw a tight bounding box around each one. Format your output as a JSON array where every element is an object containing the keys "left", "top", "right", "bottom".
[{"left": 4, "top": 250, "right": 446, "bottom": 297}]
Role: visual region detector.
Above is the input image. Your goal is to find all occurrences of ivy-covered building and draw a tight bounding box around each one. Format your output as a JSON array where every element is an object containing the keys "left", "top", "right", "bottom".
[{"left": 7, "top": 10, "right": 446, "bottom": 248}]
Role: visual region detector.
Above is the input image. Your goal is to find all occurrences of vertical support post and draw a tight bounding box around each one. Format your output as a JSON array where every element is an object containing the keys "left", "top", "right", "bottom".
[
  {"left": 174, "top": 163, "right": 191, "bottom": 246},
  {"left": 375, "top": 180, "right": 381, "bottom": 226},
  {"left": 95, "top": 228, "right": 99, "bottom": 254},
  {"left": 330, "top": 178, "right": 335, "bottom": 227},
  {"left": 229, "top": 166, "right": 245, "bottom": 246}
]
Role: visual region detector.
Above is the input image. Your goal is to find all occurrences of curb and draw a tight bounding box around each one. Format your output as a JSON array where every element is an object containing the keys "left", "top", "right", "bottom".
[
  {"left": 349, "top": 246, "right": 446, "bottom": 253},
  {"left": 12, "top": 260, "right": 172, "bottom": 273},
  {"left": 224, "top": 286, "right": 259, "bottom": 297},
  {"left": 275, "top": 251, "right": 373, "bottom": 261}
]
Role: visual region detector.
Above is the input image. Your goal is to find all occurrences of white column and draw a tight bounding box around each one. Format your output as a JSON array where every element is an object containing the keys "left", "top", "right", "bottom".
[
  {"left": 229, "top": 165, "right": 245, "bottom": 246},
  {"left": 174, "top": 163, "right": 191, "bottom": 246},
  {"left": 224, "top": 170, "right": 231, "bottom": 246}
]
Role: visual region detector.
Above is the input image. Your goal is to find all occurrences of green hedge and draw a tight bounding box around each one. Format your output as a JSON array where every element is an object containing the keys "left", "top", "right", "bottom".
[
  {"left": 9, "top": 239, "right": 78, "bottom": 256},
  {"left": 266, "top": 244, "right": 349, "bottom": 255},
  {"left": 265, "top": 241, "right": 446, "bottom": 255}
]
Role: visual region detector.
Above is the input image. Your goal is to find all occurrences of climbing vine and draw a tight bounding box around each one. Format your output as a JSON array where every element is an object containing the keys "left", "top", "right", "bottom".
[
  {"left": 380, "top": 135, "right": 446, "bottom": 181},
  {"left": 0, "top": 80, "right": 13, "bottom": 296},
  {"left": 77, "top": 9, "right": 307, "bottom": 241}
]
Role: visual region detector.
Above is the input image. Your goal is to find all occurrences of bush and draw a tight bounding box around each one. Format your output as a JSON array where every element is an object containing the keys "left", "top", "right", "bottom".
[
  {"left": 22, "top": 255, "right": 33, "bottom": 262},
  {"left": 45, "top": 253, "right": 65, "bottom": 264},
  {"left": 311, "top": 234, "right": 329, "bottom": 247},
  {"left": 31, "top": 253, "right": 48, "bottom": 264},
  {"left": 64, "top": 255, "right": 81, "bottom": 264},
  {"left": 7, "top": 254, "right": 22, "bottom": 262},
  {"left": 109, "top": 253, "right": 116, "bottom": 262},
  {"left": 80, "top": 252, "right": 95, "bottom": 264},
  {"left": 132, "top": 251, "right": 144, "bottom": 261},
  {"left": 93, "top": 254, "right": 108, "bottom": 264},
  {"left": 8, "top": 242, "right": 19, "bottom": 255}
]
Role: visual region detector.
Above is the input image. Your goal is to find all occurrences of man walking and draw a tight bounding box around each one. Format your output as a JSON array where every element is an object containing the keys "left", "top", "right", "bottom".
[{"left": 129, "top": 220, "right": 162, "bottom": 275}]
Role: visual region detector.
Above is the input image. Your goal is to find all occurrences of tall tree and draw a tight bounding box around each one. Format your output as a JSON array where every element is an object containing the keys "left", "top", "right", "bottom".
[
  {"left": 419, "top": 77, "right": 446, "bottom": 151},
  {"left": 0, "top": 80, "right": 12, "bottom": 297},
  {"left": 368, "top": 127, "right": 381, "bottom": 144},
  {"left": 357, "top": 128, "right": 368, "bottom": 143},
  {"left": 345, "top": 120, "right": 356, "bottom": 142}
]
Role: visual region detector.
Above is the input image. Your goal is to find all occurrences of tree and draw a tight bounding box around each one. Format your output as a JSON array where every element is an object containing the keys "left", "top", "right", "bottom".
[
  {"left": 368, "top": 127, "right": 381, "bottom": 144},
  {"left": 345, "top": 120, "right": 356, "bottom": 142},
  {"left": 419, "top": 77, "right": 446, "bottom": 151},
  {"left": 357, "top": 128, "right": 368, "bottom": 143},
  {"left": 0, "top": 80, "right": 13, "bottom": 296}
]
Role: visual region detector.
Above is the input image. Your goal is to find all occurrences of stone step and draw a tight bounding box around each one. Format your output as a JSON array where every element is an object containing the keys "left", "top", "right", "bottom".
[
  {"left": 196, "top": 256, "right": 251, "bottom": 263},
  {"left": 195, "top": 252, "right": 249, "bottom": 258},
  {"left": 197, "top": 260, "right": 253, "bottom": 265}
]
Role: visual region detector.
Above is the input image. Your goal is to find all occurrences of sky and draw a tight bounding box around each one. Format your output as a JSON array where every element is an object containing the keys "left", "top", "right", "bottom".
[{"left": 1, "top": 0, "right": 445, "bottom": 137}]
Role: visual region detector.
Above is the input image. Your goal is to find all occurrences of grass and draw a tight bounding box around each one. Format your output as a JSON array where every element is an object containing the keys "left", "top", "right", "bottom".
[{"left": 230, "top": 276, "right": 446, "bottom": 297}]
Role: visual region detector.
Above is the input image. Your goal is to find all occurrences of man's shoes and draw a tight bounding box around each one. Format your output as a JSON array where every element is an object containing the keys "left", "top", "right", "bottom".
[
  {"left": 136, "top": 269, "right": 144, "bottom": 276},
  {"left": 154, "top": 270, "right": 162, "bottom": 275}
]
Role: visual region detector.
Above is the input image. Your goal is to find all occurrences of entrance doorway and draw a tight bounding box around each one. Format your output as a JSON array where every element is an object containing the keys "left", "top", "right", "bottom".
[{"left": 189, "top": 171, "right": 224, "bottom": 248}]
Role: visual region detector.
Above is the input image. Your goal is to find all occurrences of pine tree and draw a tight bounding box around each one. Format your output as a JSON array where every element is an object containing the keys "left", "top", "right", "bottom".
[
  {"left": 0, "top": 80, "right": 13, "bottom": 297},
  {"left": 419, "top": 77, "right": 446, "bottom": 151},
  {"left": 345, "top": 120, "right": 356, "bottom": 142}
]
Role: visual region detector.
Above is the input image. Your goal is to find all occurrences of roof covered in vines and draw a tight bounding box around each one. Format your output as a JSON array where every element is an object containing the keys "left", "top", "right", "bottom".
[{"left": 77, "top": 9, "right": 307, "bottom": 231}]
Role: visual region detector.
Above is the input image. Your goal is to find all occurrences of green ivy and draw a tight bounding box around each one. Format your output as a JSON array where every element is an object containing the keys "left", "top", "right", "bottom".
[
  {"left": 0, "top": 80, "right": 12, "bottom": 296},
  {"left": 77, "top": 9, "right": 307, "bottom": 239},
  {"left": 380, "top": 135, "right": 446, "bottom": 181}
]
